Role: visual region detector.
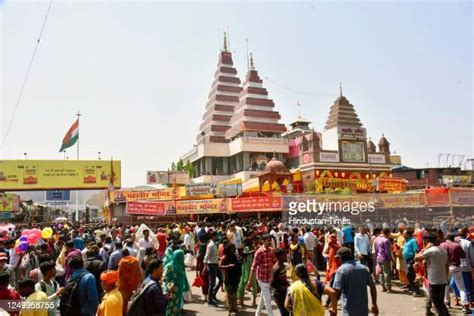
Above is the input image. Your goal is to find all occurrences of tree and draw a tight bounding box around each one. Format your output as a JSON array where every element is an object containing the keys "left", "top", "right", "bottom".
[
  {"left": 176, "top": 159, "right": 184, "bottom": 171},
  {"left": 171, "top": 162, "right": 176, "bottom": 171},
  {"left": 184, "top": 160, "right": 194, "bottom": 177}
]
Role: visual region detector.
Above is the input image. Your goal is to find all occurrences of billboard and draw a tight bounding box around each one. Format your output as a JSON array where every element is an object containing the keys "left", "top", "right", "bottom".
[
  {"left": 368, "top": 154, "right": 386, "bottom": 164},
  {"left": 0, "top": 160, "right": 121, "bottom": 191},
  {"left": 45, "top": 190, "right": 71, "bottom": 202},
  {"left": 341, "top": 141, "right": 365, "bottom": 162},
  {"left": 319, "top": 152, "right": 339, "bottom": 163},
  {"left": 185, "top": 183, "right": 212, "bottom": 196},
  {"left": 0, "top": 193, "right": 20, "bottom": 212},
  {"left": 146, "top": 171, "right": 189, "bottom": 185}
]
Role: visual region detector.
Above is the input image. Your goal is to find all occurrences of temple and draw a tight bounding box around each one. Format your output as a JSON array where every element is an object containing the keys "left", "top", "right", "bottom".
[
  {"left": 290, "top": 85, "right": 400, "bottom": 192},
  {"left": 181, "top": 36, "right": 288, "bottom": 183},
  {"left": 182, "top": 36, "right": 402, "bottom": 192}
]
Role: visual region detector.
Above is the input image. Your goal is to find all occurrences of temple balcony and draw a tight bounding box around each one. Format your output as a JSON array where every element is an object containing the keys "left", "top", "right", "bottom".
[{"left": 229, "top": 136, "right": 289, "bottom": 156}]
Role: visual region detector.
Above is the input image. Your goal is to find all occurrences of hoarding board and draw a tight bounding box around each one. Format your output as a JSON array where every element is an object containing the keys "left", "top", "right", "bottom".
[
  {"left": 185, "top": 183, "right": 212, "bottom": 196},
  {"left": 0, "top": 193, "right": 20, "bottom": 212},
  {"left": 45, "top": 190, "right": 71, "bottom": 202},
  {"left": 0, "top": 160, "right": 121, "bottom": 191},
  {"left": 146, "top": 171, "right": 189, "bottom": 185}
]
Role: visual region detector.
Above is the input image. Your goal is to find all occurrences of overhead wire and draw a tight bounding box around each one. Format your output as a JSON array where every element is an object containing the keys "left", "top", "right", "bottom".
[{"left": 0, "top": 0, "right": 54, "bottom": 150}]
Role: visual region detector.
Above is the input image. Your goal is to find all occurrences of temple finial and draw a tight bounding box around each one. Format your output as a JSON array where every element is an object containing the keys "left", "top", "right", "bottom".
[
  {"left": 249, "top": 53, "right": 255, "bottom": 70},
  {"left": 223, "top": 32, "right": 228, "bottom": 52},
  {"left": 339, "top": 82, "right": 343, "bottom": 97},
  {"left": 297, "top": 100, "right": 302, "bottom": 118}
]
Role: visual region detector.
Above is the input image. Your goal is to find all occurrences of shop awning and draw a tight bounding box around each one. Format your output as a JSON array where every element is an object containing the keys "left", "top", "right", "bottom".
[{"left": 219, "top": 178, "right": 242, "bottom": 185}]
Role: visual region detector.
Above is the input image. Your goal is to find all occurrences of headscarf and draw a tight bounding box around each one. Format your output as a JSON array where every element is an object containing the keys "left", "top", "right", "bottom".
[
  {"left": 163, "top": 249, "right": 189, "bottom": 294},
  {"left": 117, "top": 256, "right": 142, "bottom": 294},
  {"left": 171, "top": 249, "right": 186, "bottom": 276},
  {"left": 162, "top": 244, "right": 174, "bottom": 267},
  {"left": 101, "top": 270, "right": 119, "bottom": 285}
]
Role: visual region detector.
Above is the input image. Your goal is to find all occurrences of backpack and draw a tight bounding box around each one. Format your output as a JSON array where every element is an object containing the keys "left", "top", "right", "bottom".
[
  {"left": 126, "top": 279, "right": 155, "bottom": 316},
  {"left": 59, "top": 272, "right": 88, "bottom": 316},
  {"left": 40, "top": 280, "right": 58, "bottom": 295}
]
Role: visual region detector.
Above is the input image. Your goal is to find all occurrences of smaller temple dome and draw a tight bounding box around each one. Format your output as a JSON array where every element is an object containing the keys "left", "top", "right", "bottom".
[
  {"left": 378, "top": 134, "right": 390, "bottom": 146},
  {"left": 264, "top": 157, "right": 289, "bottom": 174},
  {"left": 367, "top": 138, "right": 376, "bottom": 153}
]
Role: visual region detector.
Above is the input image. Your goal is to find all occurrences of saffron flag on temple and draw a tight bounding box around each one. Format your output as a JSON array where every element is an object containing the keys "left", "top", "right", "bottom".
[{"left": 59, "top": 118, "right": 79, "bottom": 152}]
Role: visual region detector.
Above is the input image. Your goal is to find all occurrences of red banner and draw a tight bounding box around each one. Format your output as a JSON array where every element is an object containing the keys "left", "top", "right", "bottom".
[
  {"left": 127, "top": 201, "right": 173, "bottom": 215},
  {"left": 425, "top": 188, "right": 449, "bottom": 206},
  {"left": 231, "top": 196, "right": 281, "bottom": 212}
]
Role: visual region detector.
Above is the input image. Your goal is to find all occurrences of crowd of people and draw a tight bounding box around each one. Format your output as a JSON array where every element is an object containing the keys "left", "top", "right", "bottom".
[{"left": 0, "top": 217, "right": 471, "bottom": 316}]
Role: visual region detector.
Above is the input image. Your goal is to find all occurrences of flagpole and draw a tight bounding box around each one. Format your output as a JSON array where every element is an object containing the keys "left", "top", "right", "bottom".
[{"left": 75, "top": 111, "right": 81, "bottom": 222}]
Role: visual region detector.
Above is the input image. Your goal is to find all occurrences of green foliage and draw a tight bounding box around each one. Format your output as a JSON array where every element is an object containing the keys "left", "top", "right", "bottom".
[
  {"left": 176, "top": 159, "right": 184, "bottom": 171},
  {"left": 324, "top": 188, "right": 334, "bottom": 194},
  {"left": 185, "top": 160, "right": 194, "bottom": 177},
  {"left": 171, "top": 159, "right": 194, "bottom": 177}
]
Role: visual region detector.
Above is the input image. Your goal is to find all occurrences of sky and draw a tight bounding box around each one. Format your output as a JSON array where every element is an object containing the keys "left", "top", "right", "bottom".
[{"left": 1, "top": 0, "right": 472, "bottom": 187}]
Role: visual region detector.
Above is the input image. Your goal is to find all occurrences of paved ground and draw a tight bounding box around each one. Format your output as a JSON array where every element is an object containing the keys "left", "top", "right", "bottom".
[{"left": 182, "top": 268, "right": 467, "bottom": 316}]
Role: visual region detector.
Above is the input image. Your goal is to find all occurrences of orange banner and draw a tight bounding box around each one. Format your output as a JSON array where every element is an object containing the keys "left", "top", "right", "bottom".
[
  {"left": 176, "top": 199, "right": 226, "bottom": 215},
  {"left": 378, "top": 178, "right": 406, "bottom": 192}
]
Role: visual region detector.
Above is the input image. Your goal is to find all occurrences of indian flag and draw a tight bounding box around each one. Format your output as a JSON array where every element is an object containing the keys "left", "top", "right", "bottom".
[{"left": 59, "top": 119, "right": 79, "bottom": 152}]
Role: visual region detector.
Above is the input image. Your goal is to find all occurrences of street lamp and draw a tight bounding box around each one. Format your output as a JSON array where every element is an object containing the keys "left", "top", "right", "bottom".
[
  {"left": 23, "top": 153, "right": 27, "bottom": 160},
  {"left": 98, "top": 151, "right": 102, "bottom": 160}
]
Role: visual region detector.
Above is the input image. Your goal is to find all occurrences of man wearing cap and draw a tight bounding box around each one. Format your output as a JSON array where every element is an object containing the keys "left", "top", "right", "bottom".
[
  {"left": 0, "top": 252, "right": 15, "bottom": 289},
  {"left": 333, "top": 247, "right": 378, "bottom": 316},
  {"left": 97, "top": 270, "right": 123, "bottom": 316}
]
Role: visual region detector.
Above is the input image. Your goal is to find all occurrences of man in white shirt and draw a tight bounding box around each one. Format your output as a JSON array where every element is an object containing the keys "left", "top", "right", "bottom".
[
  {"left": 415, "top": 233, "right": 449, "bottom": 316},
  {"left": 35, "top": 261, "right": 62, "bottom": 316},
  {"left": 183, "top": 229, "right": 195, "bottom": 256},
  {"left": 138, "top": 229, "right": 154, "bottom": 250},
  {"left": 270, "top": 227, "right": 280, "bottom": 249},
  {"left": 227, "top": 222, "right": 242, "bottom": 250},
  {"left": 303, "top": 226, "right": 317, "bottom": 267},
  {"left": 354, "top": 226, "right": 371, "bottom": 270}
]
